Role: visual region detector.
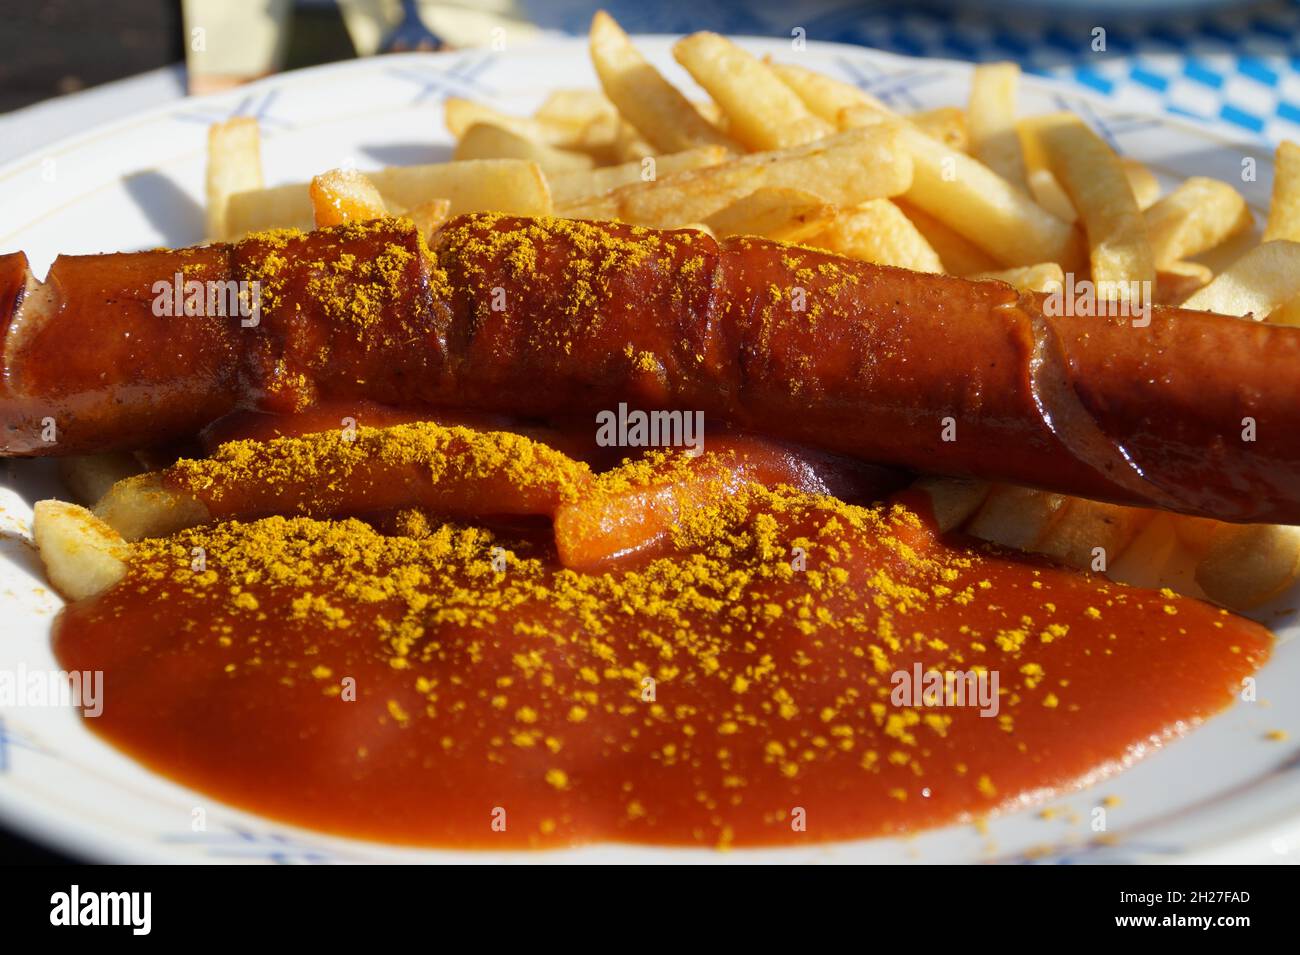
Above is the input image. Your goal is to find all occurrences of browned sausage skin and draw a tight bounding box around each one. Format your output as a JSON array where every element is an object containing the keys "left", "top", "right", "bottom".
[{"left": 3, "top": 213, "right": 1299, "bottom": 524}]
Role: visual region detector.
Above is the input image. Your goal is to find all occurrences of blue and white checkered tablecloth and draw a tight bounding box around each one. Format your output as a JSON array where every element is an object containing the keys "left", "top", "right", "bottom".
[{"left": 533, "top": 0, "right": 1300, "bottom": 144}]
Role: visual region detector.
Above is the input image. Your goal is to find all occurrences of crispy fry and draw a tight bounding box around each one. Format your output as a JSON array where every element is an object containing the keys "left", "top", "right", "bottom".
[
  {"left": 533, "top": 89, "right": 618, "bottom": 129},
  {"left": 403, "top": 198, "right": 453, "bottom": 241},
  {"left": 809, "top": 199, "right": 944, "bottom": 273},
  {"left": 843, "top": 108, "right": 1080, "bottom": 268},
  {"left": 205, "top": 117, "right": 263, "bottom": 240},
  {"left": 559, "top": 125, "right": 911, "bottom": 227},
  {"left": 1035, "top": 498, "right": 1150, "bottom": 571},
  {"left": 1122, "top": 158, "right": 1161, "bottom": 211},
  {"left": 909, "top": 106, "right": 969, "bottom": 152},
  {"left": 965, "top": 485, "right": 1069, "bottom": 551},
  {"left": 94, "top": 473, "right": 210, "bottom": 541},
  {"left": 309, "top": 168, "right": 387, "bottom": 228},
  {"left": 1181, "top": 240, "right": 1300, "bottom": 320},
  {"left": 58, "top": 453, "right": 143, "bottom": 507},
  {"left": 973, "top": 262, "right": 1065, "bottom": 294},
  {"left": 1025, "top": 112, "right": 1154, "bottom": 299},
  {"left": 453, "top": 122, "right": 595, "bottom": 174},
  {"left": 1195, "top": 524, "right": 1300, "bottom": 610},
  {"left": 703, "top": 187, "right": 836, "bottom": 242},
  {"left": 226, "top": 182, "right": 314, "bottom": 235},
  {"left": 1263, "top": 140, "right": 1300, "bottom": 242},
  {"left": 444, "top": 97, "right": 582, "bottom": 148},
  {"left": 767, "top": 59, "right": 892, "bottom": 123},
  {"left": 1155, "top": 260, "right": 1214, "bottom": 305},
  {"left": 589, "top": 11, "right": 738, "bottom": 154},
  {"left": 894, "top": 200, "right": 1000, "bottom": 274},
  {"left": 33, "top": 500, "right": 129, "bottom": 601},
  {"left": 911, "top": 476, "right": 991, "bottom": 533},
  {"left": 968, "top": 62, "right": 1026, "bottom": 187},
  {"left": 1143, "top": 176, "right": 1251, "bottom": 267},
  {"left": 673, "top": 32, "right": 833, "bottom": 150},
  {"left": 546, "top": 146, "right": 727, "bottom": 205}
]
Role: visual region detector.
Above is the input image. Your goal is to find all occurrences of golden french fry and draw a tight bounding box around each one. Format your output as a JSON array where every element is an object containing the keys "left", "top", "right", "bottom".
[
  {"left": 894, "top": 200, "right": 1000, "bottom": 274},
  {"left": 369, "top": 159, "right": 552, "bottom": 217},
  {"left": 560, "top": 125, "right": 911, "bottom": 227},
  {"left": 444, "top": 97, "right": 583, "bottom": 148},
  {"left": 768, "top": 59, "right": 892, "bottom": 123},
  {"left": 1143, "top": 176, "right": 1251, "bottom": 267},
  {"left": 33, "top": 500, "right": 129, "bottom": 601},
  {"left": 1155, "top": 261, "right": 1214, "bottom": 306},
  {"left": 843, "top": 108, "right": 1080, "bottom": 268},
  {"left": 206, "top": 117, "right": 263, "bottom": 240},
  {"left": 965, "top": 485, "right": 1069, "bottom": 551},
  {"left": 973, "top": 262, "right": 1065, "bottom": 294},
  {"left": 703, "top": 187, "right": 836, "bottom": 242},
  {"left": 1195, "top": 524, "right": 1300, "bottom": 610},
  {"left": 673, "top": 32, "right": 833, "bottom": 150},
  {"left": 1122, "top": 158, "right": 1161, "bottom": 211},
  {"left": 58, "top": 453, "right": 144, "bottom": 507},
  {"left": 909, "top": 106, "right": 968, "bottom": 153},
  {"left": 453, "top": 122, "right": 594, "bottom": 174},
  {"left": 309, "top": 168, "right": 387, "bottom": 227},
  {"left": 1035, "top": 498, "right": 1150, "bottom": 571},
  {"left": 589, "top": 11, "right": 738, "bottom": 154},
  {"left": 403, "top": 198, "right": 453, "bottom": 240},
  {"left": 1107, "top": 512, "right": 1182, "bottom": 590},
  {"left": 809, "top": 199, "right": 944, "bottom": 273},
  {"left": 94, "top": 473, "right": 210, "bottom": 542},
  {"left": 968, "top": 63, "right": 1026, "bottom": 187},
  {"left": 226, "top": 182, "right": 314, "bottom": 234},
  {"left": 911, "top": 476, "right": 991, "bottom": 533},
  {"left": 1024, "top": 168, "right": 1078, "bottom": 224},
  {"left": 546, "top": 146, "right": 727, "bottom": 205},
  {"left": 1263, "top": 140, "right": 1300, "bottom": 242},
  {"left": 1181, "top": 240, "right": 1300, "bottom": 319},
  {"left": 1025, "top": 112, "right": 1154, "bottom": 298},
  {"left": 533, "top": 89, "right": 618, "bottom": 129}
]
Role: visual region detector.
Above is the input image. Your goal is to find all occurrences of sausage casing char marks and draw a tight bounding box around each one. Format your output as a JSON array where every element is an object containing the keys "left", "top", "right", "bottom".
[{"left": 3, "top": 213, "right": 1300, "bottom": 523}]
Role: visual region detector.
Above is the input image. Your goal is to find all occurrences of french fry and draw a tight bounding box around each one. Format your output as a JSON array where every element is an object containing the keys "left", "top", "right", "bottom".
[
  {"left": 965, "top": 485, "right": 1069, "bottom": 551},
  {"left": 703, "top": 187, "right": 837, "bottom": 242},
  {"left": 911, "top": 476, "right": 991, "bottom": 532},
  {"left": 368, "top": 160, "right": 552, "bottom": 217},
  {"left": 1122, "top": 158, "right": 1161, "bottom": 211},
  {"left": 206, "top": 117, "right": 263, "bottom": 240},
  {"left": 1143, "top": 176, "right": 1251, "bottom": 267},
  {"left": 444, "top": 97, "right": 583, "bottom": 148},
  {"left": 1181, "top": 240, "right": 1300, "bottom": 320},
  {"left": 453, "top": 122, "right": 595, "bottom": 174},
  {"left": 909, "top": 106, "right": 969, "bottom": 153},
  {"left": 32, "top": 500, "right": 129, "bottom": 601},
  {"left": 1034, "top": 498, "right": 1150, "bottom": 571},
  {"left": 403, "top": 198, "right": 453, "bottom": 240},
  {"left": 1195, "top": 524, "right": 1300, "bottom": 610},
  {"left": 1024, "top": 112, "right": 1154, "bottom": 298},
  {"left": 1107, "top": 512, "right": 1181, "bottom": 590},
  {"left": 894, "top": 200, "right": 1000, "bottom": 274},
  {"left": 843, "top": 108, "right": 1080, "bottom": 268},
  {"left": 58, "top": 453, "right": 144, "bottom": 506},
  {"left": 968, "top": 62, "right": 1026, "bottom": 187},
  {"left": 973, "top": 262, "right": 1065, "bottom": 294},
  {"left": 1263, "top": 140, "right": 1300, "bottom": 242},
  {"left": 1155, "top": 261, "right": 1214, "bottom": 306},
  {"left": 226, "top": 182, "right": 314, "bottom": 235},
  {"left": 767, "top": 59, "right": 892, "bottom": 123},
  {"left": 673, "top": 32, "right": 833, "bottom": 150},
  {"left": 809, "top": 199, "right": 944, "bottom": 273},
  {"left": 589, "top": 11, "right": 739, "bottom": 154},
  {"left": 533, "top": 89, "right": 618, "bottom": 129},
  {"left": 559, "top": 125, "right": 912, "bottom": 227},
  {"left": 309, "top": 168, "right": 387, "bottom": 227},
  {"left": 94, "top": 474, "right": 210, "bottom": 542},
  {"left": 546, "top": 146, "right": 727, "bottom": 205}
]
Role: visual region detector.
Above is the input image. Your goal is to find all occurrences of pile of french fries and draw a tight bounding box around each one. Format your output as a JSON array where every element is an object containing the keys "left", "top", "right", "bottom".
[{"left": 35, "top": 10, "right": 1300, "bottom": 612}]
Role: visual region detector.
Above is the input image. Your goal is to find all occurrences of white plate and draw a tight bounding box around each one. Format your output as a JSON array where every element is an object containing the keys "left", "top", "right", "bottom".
[{"left": 1, "top": 37, "right": 1297, "bottom": 865}]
